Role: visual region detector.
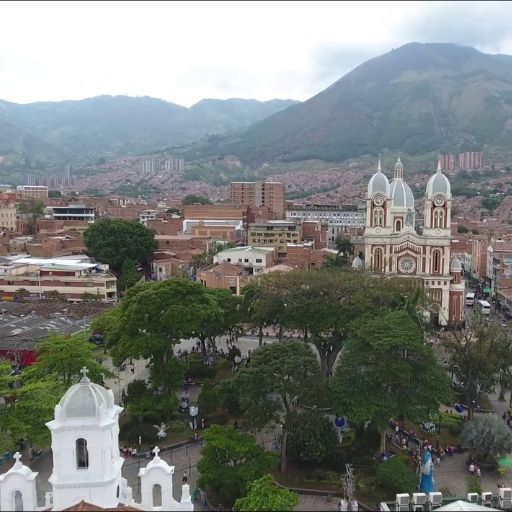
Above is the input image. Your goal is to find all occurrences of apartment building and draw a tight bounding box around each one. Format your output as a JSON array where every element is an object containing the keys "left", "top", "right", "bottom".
[
  {"left": 0, "top": 204, "right": 17, "bottom": 231},
  {"left": 16, "top": 185, "right": 49, "bottom": 200},
  {"left": 230, "top": 181, "right": 285, "bottom": 219},
  {"left": 213, "top": 246, "right": 276, "bottom": 274},
  {"left": 248, "top": 220, "right": 301, "bottom": 258},
  {"left": 46, "top": 204, "right": 96, "bottom": 223},
  {"left": 0, "top": 256, "right": 117, "bottom": 301}
]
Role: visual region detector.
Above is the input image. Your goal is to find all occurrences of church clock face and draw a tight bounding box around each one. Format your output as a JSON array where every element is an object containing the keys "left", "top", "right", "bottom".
[
  {"left": 433, "top": 195, "right": 445, "bottom": 207},
  {"left": 398, "top": 256, "right": 416, "bottom": 274},
  {"left": 373, "top": 194, "right": 384, "bottom": 206}
]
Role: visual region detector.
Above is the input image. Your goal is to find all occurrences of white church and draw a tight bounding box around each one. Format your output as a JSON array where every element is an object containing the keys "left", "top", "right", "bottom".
[{"left": 0, "top": 368, "right": 194, "bottom": 511}]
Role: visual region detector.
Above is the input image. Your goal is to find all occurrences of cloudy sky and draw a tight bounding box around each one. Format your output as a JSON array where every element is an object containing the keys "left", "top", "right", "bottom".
[{"left": 1, "top": 1, "right": 512, "bottom": 106}]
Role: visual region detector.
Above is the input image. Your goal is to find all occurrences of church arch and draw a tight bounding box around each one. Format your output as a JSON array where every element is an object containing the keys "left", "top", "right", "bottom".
[
  {"left": 373, "top": 207, "right": 384, "bottom": 227},
  {"left": 374, "top": 248, "right": 383, "bottom": 272},
  {"left": 433, "top": 208, "right": 445, "bottom": 228},
  {"left": 152, "top": 484, "right": 162, "bottom": 507},
  {"left": 76, "top": 438, "right": 89, "bottom": 469},
  {"left": 395, "top": 219, "right": 402, "bottom": 232}
]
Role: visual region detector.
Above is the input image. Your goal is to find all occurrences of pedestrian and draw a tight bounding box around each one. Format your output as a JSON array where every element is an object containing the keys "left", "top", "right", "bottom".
[
  {"left": 476, "top": 466, "right": 481, "bottom": 479},
  {"left": 183, "top": 470, "right": 188, "bottom": 484},
  {"left": 469, "top": 462, "right": 475, "bottom": 475}
]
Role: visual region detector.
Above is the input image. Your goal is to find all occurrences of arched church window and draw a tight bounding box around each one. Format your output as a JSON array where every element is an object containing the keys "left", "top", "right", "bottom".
[
  {"left": 152, "top": 484, "right": 162, "bottom": 508},
  {"left": 433, "top": 208, "right": 445, "bottom": 228},
  {"left": 395, "top": 219, "right": 402, "bottom": 232},
  {"left": 374, "top": 248, "right": 383, "bottom": 272},
  {"left": 76, "top": 438, "right": 89, "bottom": 469},
  {"left": 12, "top": 491, "right": 23, "bottom": 512},
  {"left": 432, "top": 250, "right": 441, "bottom": 274},
  {"left": 373, "top": 207, "right": 384, "bottom": 227},
  {"left": 116, "top": 486, "right": 120, "bottom": 499}
]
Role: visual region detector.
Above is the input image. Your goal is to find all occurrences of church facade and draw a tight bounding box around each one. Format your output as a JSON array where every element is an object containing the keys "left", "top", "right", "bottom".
[
  {"left": 362, "top": 157, "right": 464, "bottom": 326},
  {"left": 0, "top": 368, "right": 194, "bottom": 511}
]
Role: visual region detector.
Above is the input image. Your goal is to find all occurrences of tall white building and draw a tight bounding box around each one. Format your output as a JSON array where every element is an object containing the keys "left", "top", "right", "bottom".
[{"left": 0, "top": 368, "right": 193, "bottom": 511}]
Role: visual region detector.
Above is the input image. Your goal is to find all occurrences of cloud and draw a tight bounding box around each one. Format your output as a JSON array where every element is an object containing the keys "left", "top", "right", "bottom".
[{"left": 403, "top": 1, "right": 512, "bottom": 53}]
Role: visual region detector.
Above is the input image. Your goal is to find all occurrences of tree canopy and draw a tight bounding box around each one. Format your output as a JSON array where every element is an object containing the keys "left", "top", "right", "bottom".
[
  {"left": 181, "top": 194, "right": 212, "bottom": 205},
  {"left": 83, "top": 218, "right": 157, "bottom": 275},
  {"left": 332, "top": 310, "right": 452, "bottom": 446},
  {"left": 234, "top": 474, "right": 299, "bottom": 512},
  {"left": 235, "top": 342, "right": 327, "bottom": 472},
  {"left": 197, "top": 425, "right": 277, "bottom": 509}
]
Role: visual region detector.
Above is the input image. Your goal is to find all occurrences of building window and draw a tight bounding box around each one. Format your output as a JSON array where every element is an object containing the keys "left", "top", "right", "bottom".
[
  {"left": 244, "top": 259, "right": 249, "bottom": 263},
  {"left": 12, "top": 491, "right": 23, "bottom": 512},
  {"left": 152, "top": 484, "right": 162, "bottom": 508},
  {"left": 255, "top": 258, "right": 262, "bottom": 263},
  {"left": 374, "top": 248, "right": 383, "bottom": 272},
  {"left": 76, "top": 438, "right": 89, "bottom": 469},
  {"left": 432, "top": 250, "right": 441, "bottom": 274},
  {"left": 373, "top": 208, "right": 384, "bottom": 227},
  {"left": 395, "top": 219, "right": 402, "bottom": 232},
  {"left": 226, "top": 258, "right": 231, "bottom": 262},
  {"left": 433, "top": 208, "right": 445, "bottom": 228}
]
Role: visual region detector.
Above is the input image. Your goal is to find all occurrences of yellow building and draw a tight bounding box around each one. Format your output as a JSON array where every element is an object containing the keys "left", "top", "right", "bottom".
[{"left": 248, "top": 220, "right": 301, "bottom": 257}]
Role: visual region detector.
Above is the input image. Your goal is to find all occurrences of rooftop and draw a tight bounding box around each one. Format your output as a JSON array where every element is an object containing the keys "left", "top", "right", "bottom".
[{"left": 218, "top": 246, "right": 275, "bottom": 254}]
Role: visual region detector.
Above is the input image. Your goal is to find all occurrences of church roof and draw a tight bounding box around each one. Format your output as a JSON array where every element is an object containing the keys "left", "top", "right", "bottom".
[
  {"left": 61, "top": 500, "right": 140, "bottom": 511},
  {"left": 58, "top": 368, "right": 114, "bottom": 419},
  {"left": 367, "top": 157, "right": 390, "bottom": 198},
  {"left": 426, "top": 160, "right": 451, "bottom": 198},
  {"left": 390, "top": 179, "right": 414, "bottom": 208}
]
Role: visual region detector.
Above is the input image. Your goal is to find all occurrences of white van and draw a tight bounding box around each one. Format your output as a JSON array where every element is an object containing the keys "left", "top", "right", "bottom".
[
  {"left": 478, "top": 300, "right": 491, "bottom": 315},
  {"left": 465, "top": 293, "right": 475, "bottom": 306}
]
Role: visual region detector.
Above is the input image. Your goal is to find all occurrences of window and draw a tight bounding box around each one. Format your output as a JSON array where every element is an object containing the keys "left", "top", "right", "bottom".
[
  {"left": 373, "top": 208, "right": 384, "bottom": 227},
  {"left": 432, "top": 250, "right": 441, "bottom": 274},
  {"left": 12, "top": 491, "right": 23, "bottom": 512},
  {"left": 433, "top": 208, "right": 445, "bottom": 228},
  {"left": 395, "top": 219, "right": 402, "bottom": 232},
  {"left": 226, "top": 258, "right": 231, "bottom": 262},
  {"left": 76, "top": 438, "right": 89, "bottom": 469},
  {"left": 374, "top": 248, "right": 383, "bottom": 272},
  {"left": 152, "top": 484, "right": 162, "bottom": 508},
  {"left": 244, "top": 259, "right": 249, "bottom": 263},
  {"left": 255, "top": 258, "right": 262, "bottom": 263}
]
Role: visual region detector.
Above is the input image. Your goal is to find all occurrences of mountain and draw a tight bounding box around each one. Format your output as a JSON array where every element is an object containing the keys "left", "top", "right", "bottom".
[
  {"left": 0, "top": 96, "right": 298, "bottom": 164},
  {"left": 184, "top": 43, "right": 512, "bottom": 165}
]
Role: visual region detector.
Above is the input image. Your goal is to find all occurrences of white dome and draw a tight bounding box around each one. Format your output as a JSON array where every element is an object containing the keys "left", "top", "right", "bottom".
[
  {"left": 352, "top": 256, "right": 363, "bottom": 269},
  {"left": 395, "top": 157, "right": 403, "bottom": 171},
  {"left": 450, "top": 257, "right": 462, "bottom": 271},
  {"left": 58, "top": 370, "right": 114, "bottom": 419},
  {"left": 390, "top": 179, "right": 414, "bottom": 208},
  {"left": 426, "top": 161, "right": 451, "bottom": 198},
  {"left": 367, "top": 158, "right": 390, "bottom": 198}
]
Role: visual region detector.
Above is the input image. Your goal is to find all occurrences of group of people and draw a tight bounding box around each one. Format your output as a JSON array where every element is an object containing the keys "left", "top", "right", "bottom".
[
  {"left": 121, "top": 446, "right": 139, "bottom": 458},
  {"left": 468, "top": 460, "right": 482, "bottom": 478}
]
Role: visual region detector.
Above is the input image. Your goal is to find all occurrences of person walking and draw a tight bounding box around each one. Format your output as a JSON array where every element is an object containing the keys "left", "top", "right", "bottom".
[{"left": 183, "top": 470, "right": 188, "bottom": 484}]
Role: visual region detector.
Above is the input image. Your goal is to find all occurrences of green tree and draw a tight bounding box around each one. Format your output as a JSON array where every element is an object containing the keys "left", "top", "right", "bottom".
[
  {"left": 182, "top": 194, "right": 212, "bottom": 205},
  {"left": 235, "top": 342, "right": 326, "bottom": 472},
  {"left": 92, "top": 279, "right": 222, "bottom": 395},
  {"left": 376, "top": 457, "right": 417, "bottom": 495},
  {"left": 48, "top": 190, "right": 62, "bottom": 198},
  {"left": 198, "top": 384, "right": 218, "bottom": 416},
  {"left": 460, "top": 415, "right": 512, "bottom": 464},
  {"left": 287, "top": 410, "right": 338, "bottom": 465},
  {"left": 442, "top": 314, "right": 506, "bottom": 419},
  {"left": 118, "top": 258, "right": 142, "bottom": 291},
  {"left": 17, "top": 199, "right": 44, "bottom": 235},
  {"left": 332, "top": 310, "right": 452, "bottom": 450},
  {"left": 197, "top": 425, "right": 277, "bottom": 509},
  {"left": 23, "top": 333, "right": 112, "bottom": 386},
  {"left": 234, "top": 474, "right": 299, "bottom": 512},
  {"left": 457, "top": 225, "right": 469, "bottom": 233},
  {"left": 83, "top": 218, "right": 157, "bottom": 274}
]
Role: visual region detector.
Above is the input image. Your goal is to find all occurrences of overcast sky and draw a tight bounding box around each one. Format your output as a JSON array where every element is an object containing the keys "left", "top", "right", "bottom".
[{"left": 1, "top": 1, "right": 512, "bottom": 107}]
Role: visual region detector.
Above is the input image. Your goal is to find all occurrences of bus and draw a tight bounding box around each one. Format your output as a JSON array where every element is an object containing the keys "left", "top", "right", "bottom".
[
  {"left": 465, "top": 292, "right": 475, "bottom": 306},
  {"left": 478, "top": 300, "right": 491, "bottom": 315}
]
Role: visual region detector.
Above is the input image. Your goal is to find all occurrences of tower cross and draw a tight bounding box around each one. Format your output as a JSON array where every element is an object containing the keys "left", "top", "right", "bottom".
[
  {"left": 13, "top": 452, "right": 21, "bottom": 464},
  {"left": 153, "top": 446, "right": 160, "bottom": 458},
  {"left": 80, "top": 366, "right": 90, "bottom": 381}
]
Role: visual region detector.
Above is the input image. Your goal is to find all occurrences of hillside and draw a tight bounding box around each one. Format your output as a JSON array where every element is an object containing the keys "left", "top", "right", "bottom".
[
  {"left": 0, "top": 96, "right": 298, "bottom": 164},
  {"left": 180, "top": 43, "right": 512, "bottom": 165}
]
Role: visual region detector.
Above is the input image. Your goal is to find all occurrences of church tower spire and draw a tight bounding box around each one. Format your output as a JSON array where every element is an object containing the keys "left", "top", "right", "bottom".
[{"left": 394, "top": 155, "right": 404, "bottom": 180}]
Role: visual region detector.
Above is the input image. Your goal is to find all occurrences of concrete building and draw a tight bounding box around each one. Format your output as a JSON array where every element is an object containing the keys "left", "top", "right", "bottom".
[
  {"left": 138, "top": 209, "right": 159, "bottom": 226},
  {"left": 363, "top": 157, "right": 464, "bottom": 326},
  {"left": 286, "top": 243, "right": 337, "bottom": 270},
  {"left": 230, "top": 181, "right": 285, "bottom": 219},
  {"left": 0, "top": 204, "right": 17, "bottom": 231},
  {"left": 286, "top": 204, "right": 366, "bottom": 245},
  {"left": 16, "top": 185, "right": 49, "bottom": 200},
  {"left": 0, "top": 370, "right": 193, "bottom": 511},
  {"left": 197, "top": 262, "right": 252, "bottom": 295},
  {"left": 0, "top": 256, "right": 117, "bottom": 302},
  {"left": 213, "top": 246, "right": 276, "bottom": 274},
  {"left": 248, "top": 220, "right": 301, "bottom": 259},
  {"left": 46, "top": 205, "right": 96, "bottom": 223}
]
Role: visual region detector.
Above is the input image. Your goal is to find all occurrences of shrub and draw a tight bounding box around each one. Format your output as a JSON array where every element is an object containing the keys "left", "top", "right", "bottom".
[
  {"left": 185, "top": 360, "right": 215, "bottom": 380},
  {"left": 467, "top": 475, "right": 482, "bottom": 494},
  {"left": 376, "top": 457, "right": 416, "bottom": 495},
  {"left": 217, "top": 380, "right": 241, "bottom": 415},
  {"left": 460, "top": 415, "right": 512, "bottom": 463}
]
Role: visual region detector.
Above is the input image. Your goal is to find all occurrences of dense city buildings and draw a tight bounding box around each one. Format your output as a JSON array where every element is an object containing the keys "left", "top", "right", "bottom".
[
  {"left": 363, "top": 157, "right": 464, "bottom": 325},
  {"left": 286, "top": 203, "right": 365, "bottom": 245},
  {"left": 439, "top": 151, "right": 483, "bottom": 171},
  {"left": 230, "top": 181, "right": 285, "bottom": 219},
  {"left": 142, "top": 158, "right": 185, "bottom": 172}
]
